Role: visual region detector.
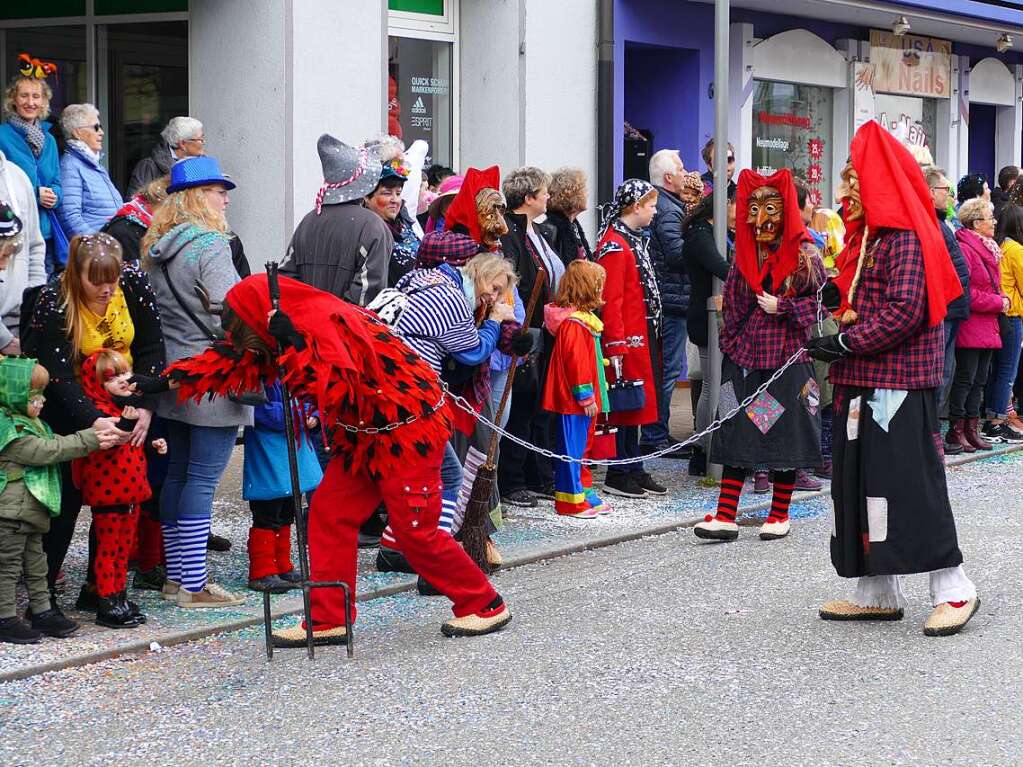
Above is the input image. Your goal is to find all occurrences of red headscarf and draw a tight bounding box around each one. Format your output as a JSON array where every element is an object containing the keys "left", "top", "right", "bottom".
[
  {"left": 734, "top": 168, "right": 810, "bottom": 294},
  {"left": 834, "top": 120, "right": 961, "bottom": 327},
  {"left": 79, "top": 351, "right": 122, "bottom": 418},
  {"left": 444, "top": 165, "right": 500, "bottom": 244}
]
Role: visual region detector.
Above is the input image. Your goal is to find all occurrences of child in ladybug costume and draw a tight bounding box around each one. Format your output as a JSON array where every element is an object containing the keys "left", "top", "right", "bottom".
[
  {"left": 146, "top": 274, "right": 512, "bottom": 646},
  {"left": 74, "top": 349, "right": 167, "bottom": 628}
]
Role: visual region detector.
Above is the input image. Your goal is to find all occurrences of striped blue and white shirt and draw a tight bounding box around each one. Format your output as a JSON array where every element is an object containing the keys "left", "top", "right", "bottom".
[{"left": 394, "top": 265, "right": 499, "bottom": 373}]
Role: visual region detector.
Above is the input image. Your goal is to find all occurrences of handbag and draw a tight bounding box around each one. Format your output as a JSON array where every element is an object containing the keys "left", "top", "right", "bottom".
[
  {"left": 606, "top": 356, "right": 646, "bottom": 413},
  {"left": 159, "top": 261, "right": 267, "bottom": 406},
  {"left": 510, "top": 328, "right": 544, "bottom": 394},
  {"left": 590, "top": 421, "right": 618, "bottom": 459},
  {"left": 47, "top": 210, "right": 70, "bottom": 267}
]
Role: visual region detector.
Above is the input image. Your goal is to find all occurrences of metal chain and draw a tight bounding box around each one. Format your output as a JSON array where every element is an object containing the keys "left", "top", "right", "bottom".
[
  {"left": 444, "top": 346, "right": 808, "bottom": 466},
  {"left": 333, "top": 288, "right": 829, "bottom": 463}
]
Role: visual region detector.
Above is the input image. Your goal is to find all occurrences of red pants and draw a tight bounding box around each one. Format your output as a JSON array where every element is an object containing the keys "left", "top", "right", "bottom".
[{"left": 309, "top": 445, "right": 498, "bottom": 627}]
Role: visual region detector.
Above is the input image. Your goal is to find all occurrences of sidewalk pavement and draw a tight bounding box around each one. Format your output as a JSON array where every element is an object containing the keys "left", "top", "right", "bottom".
[{"left": 1, "top": 389, "right": 1016, "bottom": 682}]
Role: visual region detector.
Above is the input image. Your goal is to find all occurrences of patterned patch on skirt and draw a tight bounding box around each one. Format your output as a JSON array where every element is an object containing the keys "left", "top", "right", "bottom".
[
  {"left": 746, "top": 390, "right": 785, "bottom": 435},
  {"left": 718, "top": 379, "right": 740, "bottom": 417},
  {"left": 801, "top": 378, "right": 821, "bottom": 416}
]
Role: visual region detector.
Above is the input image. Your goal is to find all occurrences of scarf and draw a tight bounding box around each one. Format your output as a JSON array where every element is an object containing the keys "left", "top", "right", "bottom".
[
  {"left": 7, "top": 115, "right": 45, "bottom": 158},
  {"left": 598, "top": 179, "right": 655, "bottom": 240},
  {"left": 113, "top": 194, "right": 154, "bottom": 229},
  {"left": 834, "top": 121, "right": 961, "bottom": 327},
  {"left": 68, "top": 139, "right": 101, "bottom": 164},
  {"left": 734, "top": 168, "right": 810, "bottom": 295}
]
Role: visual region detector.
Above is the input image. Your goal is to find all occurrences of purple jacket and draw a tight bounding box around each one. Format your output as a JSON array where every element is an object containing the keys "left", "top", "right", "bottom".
[{"left": 955, "top": 228, "right": 1004, "bottom": 350}]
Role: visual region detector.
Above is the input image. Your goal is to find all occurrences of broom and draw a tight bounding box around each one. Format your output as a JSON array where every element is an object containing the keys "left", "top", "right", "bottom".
[{"left": 460, "top": 263, "right": 548, "bottom": 570}]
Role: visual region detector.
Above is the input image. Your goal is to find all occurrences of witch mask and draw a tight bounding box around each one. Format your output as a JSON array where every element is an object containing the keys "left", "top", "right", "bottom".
[
  {"left": 747, "top": 185, "right": 784, "bottom": 247},
  {"left": 837, "top": 163, "right": 863, "bottom": 222},
  {"left": 476, "top": 188, "right": 508, "bottom": 250}
]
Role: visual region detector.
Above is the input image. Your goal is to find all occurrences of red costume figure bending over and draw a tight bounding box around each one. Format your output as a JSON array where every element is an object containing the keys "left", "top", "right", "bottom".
[{"left": 167, "top": 274, "right": 512, "bottom": 646}]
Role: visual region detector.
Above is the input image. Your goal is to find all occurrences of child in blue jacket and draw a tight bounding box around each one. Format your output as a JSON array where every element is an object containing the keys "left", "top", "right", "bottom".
[{"left": 243, "top": 382, "right": 323, "bottom": 592}]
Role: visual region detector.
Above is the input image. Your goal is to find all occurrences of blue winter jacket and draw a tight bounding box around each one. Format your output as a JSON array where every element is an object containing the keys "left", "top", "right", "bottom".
[
  {"left": 242, "top": 383, "right": 323, "bottom": 501},
  {"left": 648, "top": 185, "right": 692, "bottom": 316},
  {"left": 57, "top": 146, "right": 123, "bottom": 237},
  {"left": 0, "top": 121, "right": 61, "bottom": 239}
]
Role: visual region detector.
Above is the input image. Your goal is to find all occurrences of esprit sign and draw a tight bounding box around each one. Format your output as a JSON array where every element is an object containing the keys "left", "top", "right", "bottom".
[{"left": 868, "top": 30, "right": 951, "bottom": 99}]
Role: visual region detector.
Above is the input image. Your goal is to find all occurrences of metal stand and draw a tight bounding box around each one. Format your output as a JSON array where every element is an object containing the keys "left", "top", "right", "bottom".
[{"left": 261, "top": 262, "right": 354, "bottom": 661}]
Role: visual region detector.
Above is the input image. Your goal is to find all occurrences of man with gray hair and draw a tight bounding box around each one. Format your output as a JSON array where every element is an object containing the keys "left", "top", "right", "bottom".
[
  {"left": 641, "top": 148, "right": 692, "bottom": 457},
  {"left": 128, "top": 116, "right": 205, "bottom": 194}
]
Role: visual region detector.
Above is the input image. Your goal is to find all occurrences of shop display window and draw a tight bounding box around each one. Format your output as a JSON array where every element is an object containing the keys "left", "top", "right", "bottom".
[
  {"left": 752, "top": 80, "right": 834, "bottom": 208},
  {"left": 388, "top": 35, "right": 453, "bottom": 168}
]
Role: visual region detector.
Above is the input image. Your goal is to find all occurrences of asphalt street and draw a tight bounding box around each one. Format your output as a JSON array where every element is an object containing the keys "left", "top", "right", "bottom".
[{"left": 1, "top": 453, "right": 1020, "bottom": 767}]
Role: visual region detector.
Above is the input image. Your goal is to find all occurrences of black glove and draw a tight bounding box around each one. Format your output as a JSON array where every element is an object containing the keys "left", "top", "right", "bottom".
[
  {"left": 128, "top": 374, "right": 170, "bottom": 394},
  {"left": 806, "top": 333, "right": 848, "bottom": 363},
  {"left": 268, "top": 310, "right": 306, "bottom": 350},
  {"left": 820, "top": 281, "right": 841, "bottom": 312},
  {"left": 510, "top": 331, "right": 534, "bottom": 357}
]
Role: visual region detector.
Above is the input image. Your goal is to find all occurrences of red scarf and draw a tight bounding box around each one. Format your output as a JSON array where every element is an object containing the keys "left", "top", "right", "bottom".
[
  {"left": 79, "top": 352, "right": 122, "bottom": 418},
  {"left": 444, "top": 165, "right": 500, "bottom": 244},
  {"left": 833, "top": 120, "right": 961, "bottom": 327},
  {"left": 112, "top": 194, "right": 153, "bottom": 228},
  {"left": 734, "top": 169, "right": 810, "bottom": 294}
]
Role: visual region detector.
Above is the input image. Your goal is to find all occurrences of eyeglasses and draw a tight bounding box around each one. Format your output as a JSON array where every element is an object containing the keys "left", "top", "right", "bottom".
[
  {"left": 186, "top": 136, "right": 206, "bottom": 144},
  {"left": 930, "top": 186, "right": 952, "bottom": 193},
  {"left": 89, "top": 123, "right": 103, "bottom": 132}
]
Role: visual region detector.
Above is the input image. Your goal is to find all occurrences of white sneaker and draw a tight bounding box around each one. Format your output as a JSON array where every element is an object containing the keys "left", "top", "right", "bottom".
[
  {"left": 693, "top": 517, "right": 739, "bottom": 541},
  {"left": 176, "top": 583, "right": 245, "bottom": 608},
  {"left": 759, "top": 518, "right": 791, "bottom": 540}
]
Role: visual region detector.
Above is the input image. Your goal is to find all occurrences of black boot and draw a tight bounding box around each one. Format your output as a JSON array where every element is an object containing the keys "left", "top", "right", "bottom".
[
  {"left": 96, "top": 596, "right": 141, "bottom": 629},
  {"left": 688, "top": 446, "right": 707, "bottom": 477},
  {"left": 417, "top": 575, "right": 442, "bottom": 596},
  {"left": 247, "top": 574, "right": 291, "bottom": 593},
  {"left": 207, "top": 533, "right": 232, "bottom": 552},
  {"left": 0, "top": 615, "right": 42, "bottom": 644},
  {"left": 120, "top": 591, "right": 147, "bottom": 624},
  {"left": 76, "top": 582, "right": 99, "bottom": 611},
  {"left": 27, "top": 606, "right": 80, "bottom": 638},
  {"left": 376, "top": 546, "right": 415, "bottom": 574}
]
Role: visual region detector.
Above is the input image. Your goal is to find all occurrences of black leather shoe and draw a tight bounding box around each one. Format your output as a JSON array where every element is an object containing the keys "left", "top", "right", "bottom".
[
  {"left": 501, "top": 489, "right": 537, "bottom": 508},
  {"left": 120, "top": 592, "right": 147, "bottom": 624},
  {"left": 603, "top": 473, "right": 646, "bottom": 498},
  {"left": 28, "top": 607, "right": 80, "bottom": 638},
  {"left": 207, "top": 533, "right": 232, "bottom": 552},
  {"left": 96, "top": 596, "right": 141, "bottom": 629},
  {"left": 278, "top": 569, "right": 303, "bottom": 584},
  {"left": 0, "top": 616, "right": 42, "bottom": 644}
]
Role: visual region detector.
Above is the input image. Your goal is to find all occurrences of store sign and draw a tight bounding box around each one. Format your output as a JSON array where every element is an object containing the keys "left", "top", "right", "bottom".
[{"left": 868, "top": 30, "right": 951, "bottom": 99}]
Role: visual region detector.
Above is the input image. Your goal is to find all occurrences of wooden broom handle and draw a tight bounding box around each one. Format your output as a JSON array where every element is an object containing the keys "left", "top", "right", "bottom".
[{"left": 485, "top": 263, "right": 548, "bottom": 465}]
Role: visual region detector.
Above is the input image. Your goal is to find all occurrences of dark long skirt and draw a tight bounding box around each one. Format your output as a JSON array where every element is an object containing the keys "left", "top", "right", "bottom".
[
  {"left": 710, "top": 356, "right": 822, "bottom": 470},
  {"left": 831, "top": 385, "right": 964, "bottom": 578}
]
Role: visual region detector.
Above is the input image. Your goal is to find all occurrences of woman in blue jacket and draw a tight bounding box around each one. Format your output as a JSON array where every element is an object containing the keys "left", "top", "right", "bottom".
[
  {"left": 57, "top": 103, "right": 122, "bottom": 239},
  {"left": 0, "top": 74, "right": 62, "bottom": 275},
  {"left": 243, "top": 382, "right": 323, "bottom": 593}
]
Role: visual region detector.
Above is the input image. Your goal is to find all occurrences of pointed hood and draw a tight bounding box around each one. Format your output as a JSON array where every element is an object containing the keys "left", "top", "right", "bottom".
[
  {"left": 444, "top": 165, "right": 501, "bottom": 244},
  {"left": 734, "top": 168, "right": 810, "bottom": 294}
]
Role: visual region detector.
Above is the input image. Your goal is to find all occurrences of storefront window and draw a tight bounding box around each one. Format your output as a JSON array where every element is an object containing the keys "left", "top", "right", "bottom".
[
  {"left": 752, "top": 81, "right": 834, "bottom": 208},
  {"left": 102, "top": 21, "right": 188, "bottom": 193},
  {"left": 388, "top": 35, "right": 453, "bottom": 168},
  {"left": 874, "top": 93, "right": 937, "bottom": 154}
]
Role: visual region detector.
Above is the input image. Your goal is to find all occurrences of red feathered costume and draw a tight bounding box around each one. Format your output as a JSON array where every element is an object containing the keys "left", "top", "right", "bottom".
[{"left": 168, "top": 275, "right": 502, "bottom": 633}]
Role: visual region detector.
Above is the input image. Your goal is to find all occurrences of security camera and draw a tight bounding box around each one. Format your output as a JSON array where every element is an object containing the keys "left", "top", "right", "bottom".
[
  {"left": 997, "top": 34, "right": 1014, "bottom": 53},
  {"left": 892, "top": 16, "right": 911, "bottom": 36}
]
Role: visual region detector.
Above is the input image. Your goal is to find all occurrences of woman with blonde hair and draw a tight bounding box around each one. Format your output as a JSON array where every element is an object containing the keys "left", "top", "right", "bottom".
[
  {"left": 24, "top": 232, "right": 164, "bottom": 612},
  {"left": 143, "top": 155, "right": 248, "bottom": 609},
  {"left": 545, "top": 167, "right": 593, "bottom": 264},
  {"left": 0, "top": 67, "right": 62, "bottom": 275}
]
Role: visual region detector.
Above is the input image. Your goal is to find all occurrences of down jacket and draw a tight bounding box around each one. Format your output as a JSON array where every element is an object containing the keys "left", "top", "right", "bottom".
[
  {"left": 954, "top": 227, "right": 1003, "bottom": 350},
  {"left": 648, "top": 186, "right": 691, "bottom": 316}
]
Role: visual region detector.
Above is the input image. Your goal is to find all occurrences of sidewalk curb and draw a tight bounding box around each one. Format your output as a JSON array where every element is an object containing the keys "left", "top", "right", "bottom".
[{"left": 4, "top": 443, "right": 1018, "bottom": 683}]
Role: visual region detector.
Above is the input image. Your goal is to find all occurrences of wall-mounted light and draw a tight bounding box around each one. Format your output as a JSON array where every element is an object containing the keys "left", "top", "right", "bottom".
[
  {"left": 997, "top": 33, "right": 1014, "bottom": 53},
  {"left": 892, "top": 16, "right": 911, "bottom": 36}
]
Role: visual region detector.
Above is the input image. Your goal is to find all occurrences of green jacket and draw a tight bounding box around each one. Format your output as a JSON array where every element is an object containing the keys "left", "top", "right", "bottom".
[
  {"left": 0, "top": 429, "right": 99, "bottom": 527},
  {"left": 0, "top": 356, "right": 99, "bottom": 518}
]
